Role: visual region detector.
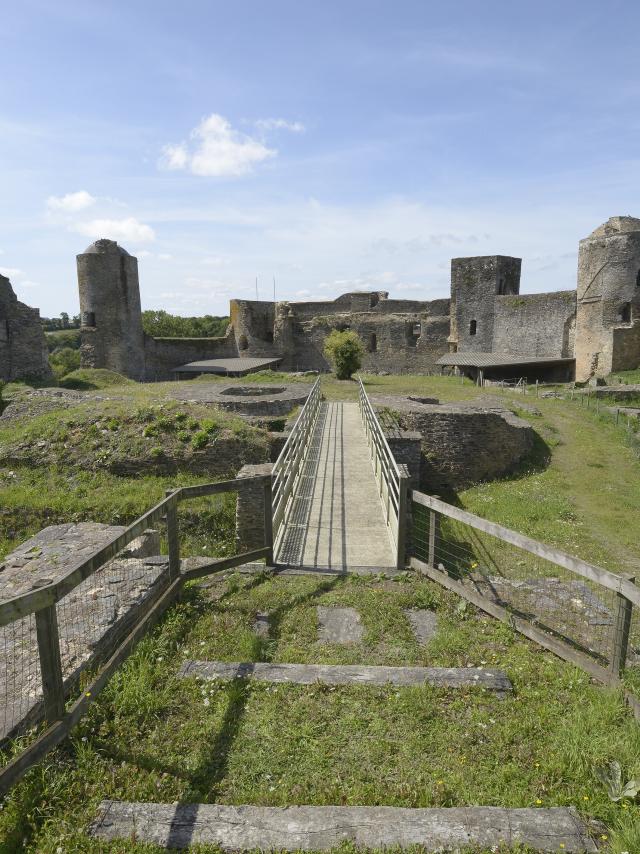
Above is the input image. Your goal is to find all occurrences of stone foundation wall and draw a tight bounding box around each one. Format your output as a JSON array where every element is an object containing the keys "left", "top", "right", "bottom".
[
  {"left": 143, "top": 331, "right": 237, "bottom": 380},
  {"left": 373, "top": 396, "right": 535, "bottom": 492}
]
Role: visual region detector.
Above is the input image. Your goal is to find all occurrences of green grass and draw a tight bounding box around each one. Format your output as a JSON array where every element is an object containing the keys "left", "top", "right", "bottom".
[
  {"left": 2, "top": 371, "right": 640, "bottom": 852},
  {"left": 1, "top": 573, "right": 638, "bottom": 853}
]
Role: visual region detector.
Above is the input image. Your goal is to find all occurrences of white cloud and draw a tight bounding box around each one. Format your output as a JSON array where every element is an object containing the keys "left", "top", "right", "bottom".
[
  {"left": 74, "top": 217, "right": 156, "bottom": 244},
  {"left": 160, "top": 114, "right": 276, "bottom": 177},
  {"left": 47, "top": 190, "right": 96, "bottom": 213},
  {"left": 135, "top": 250, "right": 153, "bottom": 259},
  {"left": 0, "top": 267, "right": 24, "bottom": 279},
  {"left": 158, "top": 253, "right": 173, "bottom": 261},
  {"left": 255, "top": 118, "right": 305, "bottom": 133}
]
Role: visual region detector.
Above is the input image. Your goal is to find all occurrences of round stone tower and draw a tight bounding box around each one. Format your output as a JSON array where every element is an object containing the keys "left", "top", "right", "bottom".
[
  {"left": 575, "top": 216, "right": 640, "bottom": 381},
  {"left": 76, "top": 239, "right": 146, "bottom": 381}
]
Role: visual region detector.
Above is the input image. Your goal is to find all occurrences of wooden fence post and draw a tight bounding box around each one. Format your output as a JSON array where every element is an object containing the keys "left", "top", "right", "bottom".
[
  {"left": 35, "top": 605, "right": 65, "bottom": 724},
  {"left": 396, "top": 468, "right": 410, "bottom": 571},
  {"left": 165, "top": 491, "right": 181, "bottom": 581},
  {"left": 263, "top": 476, "right": 275, "bottom": 567},
  {"left": 609, "top": 576, "right": 635, "bottom": 683},
  {"left": 428, "top": 510, "right": 437, "bottom": 568}
]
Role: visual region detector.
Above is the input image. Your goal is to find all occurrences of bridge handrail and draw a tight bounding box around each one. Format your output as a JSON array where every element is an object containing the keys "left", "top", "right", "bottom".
[
  {"left": 356, "top": 376, "right": 408, "bottom": 569},
  {"left": 272, "top": 376, "right": 322, "bottom": 538}
]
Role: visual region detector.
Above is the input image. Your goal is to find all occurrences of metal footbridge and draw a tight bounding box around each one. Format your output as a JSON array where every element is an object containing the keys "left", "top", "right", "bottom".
[{"left": 272, "top": 378, "right": 410, "bottom": 571}]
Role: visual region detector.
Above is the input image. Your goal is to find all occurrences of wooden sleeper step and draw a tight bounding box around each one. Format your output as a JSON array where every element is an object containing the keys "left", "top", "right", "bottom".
[
  {"left": 178, "top": 660, "right": 513, "bottom": 692},
  {"left": 90, "top": 801, "right": 598, "bottom": 852}
]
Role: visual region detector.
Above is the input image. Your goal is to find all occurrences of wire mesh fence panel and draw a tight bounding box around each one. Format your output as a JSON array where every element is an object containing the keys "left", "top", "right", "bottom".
[
  {"left": 413, "top": 502, "right": 621, "bottom": 668},
  {"left": 54, "top": 543, "right": 170, "bottom": 709},
  {"left": 0, "top": 613, "right": 41, "bottom": 743}
]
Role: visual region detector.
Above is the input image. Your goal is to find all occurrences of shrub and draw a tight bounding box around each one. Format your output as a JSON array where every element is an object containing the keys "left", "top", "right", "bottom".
[
  {"left": 49, "top": 347, "right": 81, "bottom": 379},
  {"left": 323, "top": 329, "right": 364, "bottom": 380},
  {"left": 191, "top": 430, "right": 209, "bottom": 450}
]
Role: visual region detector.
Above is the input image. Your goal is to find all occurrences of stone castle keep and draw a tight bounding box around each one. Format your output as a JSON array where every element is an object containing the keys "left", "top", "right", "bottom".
[{"left": 2, "top": 216, "right": 639, "bottom": 383}]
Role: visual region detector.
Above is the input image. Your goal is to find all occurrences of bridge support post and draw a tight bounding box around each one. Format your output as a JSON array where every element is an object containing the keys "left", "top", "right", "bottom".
[
  {"left": 396, "top": 466, "right": 410, "bottom": 570},
  {"left": 235, "top": 463, "right": 275, "bottom": 558}
]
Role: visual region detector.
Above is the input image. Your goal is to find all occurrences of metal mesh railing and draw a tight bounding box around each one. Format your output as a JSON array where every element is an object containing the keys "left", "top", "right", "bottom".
[
  {"left": 411, "top": 491, "right": 638, "bottom": 686},
  {"left": 357, "top": 377, "right": 410, "bottom": 569},
  {"left": 272, "top": 377, "right": 322, "bottom": 543}
]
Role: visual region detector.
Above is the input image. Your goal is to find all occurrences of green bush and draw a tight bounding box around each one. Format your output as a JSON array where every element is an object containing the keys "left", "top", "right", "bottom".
[
  {"left": 191, "top": 430, "right": 209, "bottom": 450},
  {"left": 49, "top": 347, "right": 81, "bottom": 379},
  {"left": 323, "top": 329, "right": 364, "bottom": 380}
]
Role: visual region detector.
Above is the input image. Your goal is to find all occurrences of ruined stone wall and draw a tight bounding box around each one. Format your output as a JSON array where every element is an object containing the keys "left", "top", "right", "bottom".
[
  {"left": 492, "top": 291, "right": 576, "bottom": 358},
  {"left": 230, "top": 299, "right": 277, "bottom": 357},
  {"left": 0, "top": 275, "right": 52, "bottom": 382},
  {"left": 233, "top": 293, "right": 451, "bottom": 373},
  {"left": 143, "top": 330, "right": 237, "bottom": 380}
]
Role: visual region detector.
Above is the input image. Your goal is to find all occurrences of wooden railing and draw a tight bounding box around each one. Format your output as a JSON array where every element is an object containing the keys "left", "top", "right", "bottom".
[
  {"left": 271, "top": 377, "right": 322, "bottom": 541},
  {"left": 410, "top": 490, "right": 639, "bottom": 715},
  {"left": 0, "top": 474, "right": 273, "bottom": 797},
  {"left": 357, "top": 377, "right": 410, "bottom": 570}
]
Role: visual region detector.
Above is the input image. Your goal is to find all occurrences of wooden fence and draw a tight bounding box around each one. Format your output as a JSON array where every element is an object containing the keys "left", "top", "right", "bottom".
[
  {"left": 0, "top": 474, "right": 274, "bottom": 798},
  {"left": 410, "top": 490, "right": 639, "bottom": 716}
]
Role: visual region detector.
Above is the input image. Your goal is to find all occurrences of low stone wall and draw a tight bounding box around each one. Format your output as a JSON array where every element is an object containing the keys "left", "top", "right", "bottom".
[
  {"left": 372, "top": 396, "right": 536, "bottom": 491},
  {"left": 171, "top": 382, "right": 311, "bottom": 416}
]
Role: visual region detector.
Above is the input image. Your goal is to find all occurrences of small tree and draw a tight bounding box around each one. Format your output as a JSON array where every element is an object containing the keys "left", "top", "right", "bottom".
[{"left": 323, "top": 329, "right": 364, "bottom": 380}]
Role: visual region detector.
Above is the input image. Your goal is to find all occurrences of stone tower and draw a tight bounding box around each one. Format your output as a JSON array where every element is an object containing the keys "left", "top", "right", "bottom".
[
  {"left": 449, "top": 255, "right": 521, "bottom": 353},
  {"left": 575, "top": 216, "right": 640, "bottom": 382},
  {"left": 76, "top": 239, "right": 145, "bottom": 381}
]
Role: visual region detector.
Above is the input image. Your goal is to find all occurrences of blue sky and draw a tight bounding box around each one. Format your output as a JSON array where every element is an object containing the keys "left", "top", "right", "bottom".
[{"left": 2, "top": 0, "right": 640, "bottom": 317}]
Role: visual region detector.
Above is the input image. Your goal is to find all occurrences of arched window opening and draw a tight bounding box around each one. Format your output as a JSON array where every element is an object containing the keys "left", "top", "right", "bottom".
[
  {"left": 413, "top": 322, "right": 421, "bottom": 337},
  {"left": 81, "top": 311, "right": 96, "bottom": 328},
  {"left": 238, "top": 334, "right": 248, "bottom": 351},
  {"left": 368, "top": 333, "right": 377, "bottom": 352},
  {"left": 636, "top": 269, "right": 640, "bottom": 287},
  {"left": 618, "top": 303, "right": 631, "bottom": 324},
  {"left": 469, "top": 319, "right": 477, "bottom": 336}
]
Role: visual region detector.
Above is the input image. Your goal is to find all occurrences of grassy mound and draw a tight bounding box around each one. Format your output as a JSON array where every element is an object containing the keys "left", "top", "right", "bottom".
[{"left": 59, "top": 368, "right": 135, "bottom": 390}]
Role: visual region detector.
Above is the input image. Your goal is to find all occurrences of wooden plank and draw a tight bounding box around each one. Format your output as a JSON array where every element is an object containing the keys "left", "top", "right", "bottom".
[
  {"left": 179, "top": 548, "right": 270, "bottom": 581},
  {"left": 0, "top": 576, "right": 183, "bottom": 799},
  {"left": 179, "top": 660, "right": 512, "bottom": 692},
  {"left": 411, "top": 557, "right": 615, "bottom": 686},
  {"left": 35, "top": 605, "right": 65, "bottom": 724},
  {"left": 178, "top": 476, "right": 268, "bottom": 499},
  {"left": 90, "top": 802, "right": 597, "bottom": 851},
  {"left": 412, "top": 491, "right": 640, "bottom": 607},
  {"left": 609, "top": 575, "right": 635, "bottom": 682},
  {"left": 263, "top": 478, "right": 274, "bottom": 567},
  {"left": 165, "top": 491, "right": 181, "bottom": 581},
  {"left": 396, "top": 468, "right": 410, "bottom": 570}
]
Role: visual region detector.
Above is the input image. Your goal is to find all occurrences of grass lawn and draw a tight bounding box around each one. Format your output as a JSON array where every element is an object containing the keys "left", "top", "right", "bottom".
[
  {"left": 1, "top": 572, "right": 639, "bottom": 853},
  {"left": 1, "top": 370, "right": 639, "bottom": 852}
]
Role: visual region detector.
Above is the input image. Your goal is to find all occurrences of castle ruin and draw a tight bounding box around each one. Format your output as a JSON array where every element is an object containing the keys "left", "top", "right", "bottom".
[
  {"left": 0, "top": 274, "right": 51, "bottom": 383},
  {"left": 70, "top": 217, "right": 639, "bottom": 384}
]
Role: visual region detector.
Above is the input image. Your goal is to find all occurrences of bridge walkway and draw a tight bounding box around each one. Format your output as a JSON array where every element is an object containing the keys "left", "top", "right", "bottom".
[{"left": 275, "top": 401, "right": 396, "bottom": 570}]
